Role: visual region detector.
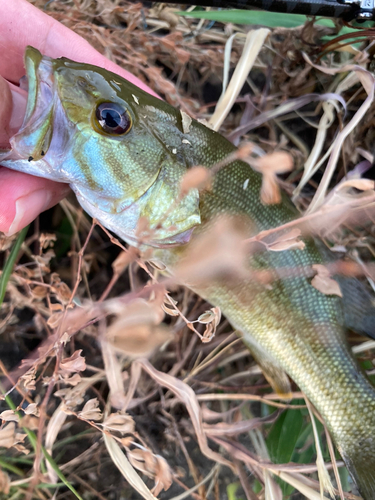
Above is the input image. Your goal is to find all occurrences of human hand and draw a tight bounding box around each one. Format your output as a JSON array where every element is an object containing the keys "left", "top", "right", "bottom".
[{"left": 0, "top": 0, "right": 158, "bottom": 236}]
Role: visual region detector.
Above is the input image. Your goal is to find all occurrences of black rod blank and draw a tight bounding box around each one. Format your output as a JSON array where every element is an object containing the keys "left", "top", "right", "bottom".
[{"left": 143, "top": 0, "right": 364, "bottom": 21}]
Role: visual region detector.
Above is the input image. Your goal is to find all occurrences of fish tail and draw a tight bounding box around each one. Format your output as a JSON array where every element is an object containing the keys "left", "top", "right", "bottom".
[
  {"left": 336, "top": 436, "right": 375, "bottom": 500},
  {"left": 340, "top": 448, "right": 375, "bottom": 500}
]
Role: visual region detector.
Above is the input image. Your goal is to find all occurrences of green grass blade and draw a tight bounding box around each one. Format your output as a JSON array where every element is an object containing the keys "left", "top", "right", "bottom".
[
  {"left": 178, "top": 9, "right": 311, "bottom": 27},
  {"left": 177, "top": 9, "right": 365, "bottom": 36},
  {"left": 0, "top": 457, "right": 25, "bottom": 477},
  {"left": 266, "top": 406, "right": 304, "bottom": 464},
  {"left": 1, "top": 389, "right": 84, "bottom": 500},
  {"left": 227, "top": 482, "right": 245, "bottom": 500},
  {"left": 266, "top": 405, "right": 305, "bottom": 495},
  {"left": 0, "top": 226, "right": 29, "bottom": 308},
  {"left": 23, "top": 428, "right": 85, "bottom": 500},
  {"left": 0, "top": 233, "right": 84, "bottom": 500}
]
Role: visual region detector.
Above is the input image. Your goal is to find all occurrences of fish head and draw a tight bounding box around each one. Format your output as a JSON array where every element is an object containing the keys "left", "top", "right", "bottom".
[{"left": 1, "top": 47, "right": 201, "bottom": 247}]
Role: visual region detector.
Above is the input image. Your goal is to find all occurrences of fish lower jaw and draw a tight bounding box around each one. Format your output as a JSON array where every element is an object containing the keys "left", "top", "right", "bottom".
[{"left": 75, "top": 191, "right": 196, "bottom": 249}]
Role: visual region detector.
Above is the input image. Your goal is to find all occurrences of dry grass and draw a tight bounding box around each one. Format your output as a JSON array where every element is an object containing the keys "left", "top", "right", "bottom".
[{"left": 1, "top": 1, "right": 375, "bottom": 499}]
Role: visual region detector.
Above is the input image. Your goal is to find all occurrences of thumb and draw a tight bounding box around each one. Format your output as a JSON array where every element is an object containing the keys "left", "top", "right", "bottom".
[
  {"left": 0, "top": 76, "right": 70, "bottom": 236},
  {"left": 0, "top": 76, "right": 27, "bottom": 148}
]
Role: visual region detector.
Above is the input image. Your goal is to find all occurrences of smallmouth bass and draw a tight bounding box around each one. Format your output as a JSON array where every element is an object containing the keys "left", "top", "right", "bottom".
[{"left": 1, "top": 47, "right": 375, "bottom": 498}]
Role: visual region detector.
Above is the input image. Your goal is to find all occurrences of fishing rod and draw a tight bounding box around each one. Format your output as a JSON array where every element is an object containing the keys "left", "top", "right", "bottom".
[{"left": 146, "top": 0, "right": 374, "bottom": 21}]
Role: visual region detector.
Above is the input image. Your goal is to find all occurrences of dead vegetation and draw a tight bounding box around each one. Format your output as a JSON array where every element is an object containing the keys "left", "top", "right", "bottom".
[{"left": 1, "top": 1, "right": 375, "bottom": 499}]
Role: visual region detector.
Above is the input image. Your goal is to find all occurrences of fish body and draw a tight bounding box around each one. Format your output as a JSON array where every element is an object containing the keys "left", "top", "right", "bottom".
[{"left": 2, "top": 47, "right": 375, "bottom": 498}]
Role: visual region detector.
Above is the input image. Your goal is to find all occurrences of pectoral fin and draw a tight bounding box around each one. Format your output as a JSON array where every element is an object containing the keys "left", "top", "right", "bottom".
[
  {"left": 240, "top": 333, "right": 292, "bottom": 398},
  {"left": 339, "top": 277, "right": 375, "bottom": 339}
]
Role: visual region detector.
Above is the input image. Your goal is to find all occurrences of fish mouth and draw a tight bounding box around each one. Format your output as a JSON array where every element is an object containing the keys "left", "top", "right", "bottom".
[
  {"left": 23, "top": 47, "right": 54, "bottom": 123},
  {"left": 22, "top": 46, "right": 45, "bottom": 126},
  {"left": 11, "top": 47, "right": 56, "bottom": 160}
]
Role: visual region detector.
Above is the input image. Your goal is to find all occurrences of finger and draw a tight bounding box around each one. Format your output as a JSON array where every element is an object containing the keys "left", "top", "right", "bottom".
[
  {"left": 0, "top": 0, "right": 159, "bottom": 235},
  {"left": 0, "top": 0, "right": 159, "bottom": 97},
  {"left": 0, "top": 168, "right": 70, "bottom": 235},
  {"left": 0, "top": 77, "right": 27, "bottom": 147},
  {"left": 0, "top": 76, "right": 68, "bottom": 235}
]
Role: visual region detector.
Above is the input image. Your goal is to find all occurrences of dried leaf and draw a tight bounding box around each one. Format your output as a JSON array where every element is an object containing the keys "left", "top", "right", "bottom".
[
  {"left": 302, "top": 61, "right": 375, "bottom": 213},
  {"left": 123, "top": 359, "right": 235, "bottom": 471},
  {"left": 58, "top": 386, "right": 86, "bottom": 412},
  {"left": 337, "top": 178, "right": 375, "bottom": 192},
  {"left": 14, "top": 444, "right": 30, "bottom": 454},
  {"left": 45, "top": 303, "right": 101, "bottom": 342},
  {"left": 52, "top": 281, "right": 72, "bottom": 303},
  {"left": 148, "top": 259, "right": 166, "bottom": 271},
  {"left": 174, "top": 216, "right": 249, "bottom": 285},
  {"left": 127, "top": 448, "right": 155, "bottom": 476},
  {"left": 20, "top": 368, "right": 36, "bottom": 392},
  {"left": 39, "top": 233, "right": 57, "bottom": 249},
  {"left": 181, "top": 110, "right": 192, "bottom": 134},
  {"left": 127, "top": 447, "right": 172, "bottom": 494},
  {"left": 251, "top": 152, "right": 293, "bottom": 205},
  {"left": 19, "top": 415, "right": 39, "bottom": 430},
  {"left": 330, "top": 245, "right": 347, "bottom": 253},
  {"left": 197, "top": 307, "right": 221, "bottom": 343},
  {"left": 305, "top": 398, "right": 336, "bottom": 499},
  {"left": 152, "top": 455, "right": 173, "bottom": 496},
  {"left": 261, "top": 172, "right": 282, "bottom": 205},
  {"left": 112, "top": 247, "right": 139, "bottom": 275},
  {"left": 0, "top": 422, "right": 26, "bottom": 449},
  {"left": 60, "top": 332, "right": 71, "bottom": 345},
  {"left": 201, "top": 323, "right": 215, "bottom": 343},
  {"left": 265, "top": 472, "right": 283, "bottom": 500},
  {"left": 106, "top": 299, "right": 171, "bottom": 357},
  {"left": 31, "top": 285, "right": 48, "bottom": 299},
  {"left": 47, "top": 312, "right": 63, "bottom": 329},
  {"left": 197, "top": 118, "right": 215, "bottom": 130},
  {"left": 60, "top": 350, "right": 87, "bottom": 375},
  {"left": 161, "top": 294, "right": 180, "bottom": 316},
  {"left": 50, "top": 302, "right": 64, "bottom": 312},
  {"left": 161, "top": 301, "right": 180, "bottom": 316},
  {"left": 54, "top": 388, "right": 69, "bottom": 398},
  {"left": 108, "top": 323, "right": 172, "bottom": 358},
  {"left": 176, "top": 47, "right": 191, "bottom": 65},
  {"left": 35, "top": 249, "right": 55, "bottom": 268},
  {"left": 197, "top": 307, "right": 221, "bottom": 325},
  {"left": 0, "top": 469, "right": 10, "bottom": 494},
  {"left": 62, "top": 373, "right": 82, "bottom": 386},
  {"left": 120, "top": 436, "right": 133, "bottom": 447},
  {"left": 311, "top": 265, "right": 343, "bottom": 297},
  {"left": 267, "top": 229, "right": 306, "bottom": 252},
  {"left": 180, "top": 166, "right": 212, "bottom": 195},
  {"left": 0, "top": 233, "right": 17, "bottom": 251},
  {"left": 254, "top": 151, "right": 294, "bottom": 174},
  {"left": 78, "top": 398, "right": 103, "bottom": 421},
  {"left": 158, "top": 8, "right": 179, "bottom": 28},
  {"left": 108, "top": 299, "right": 160, "bottom": 324},
  {"left": 103, "top": 413, "right": 135, "bottom": 434},
  {"left": 233, "top": 142, "right": 255, "bottom": 161},
  {"left": 209, "top": 28, "right": 270, "bottom": 131},
  {"left": 104, "top": 433, "right": 157, "bottom": 500},
  {"left": 24, "top": 404, "right": 39, "bottom": 416},
  {"left": 136, "top": 216, "right": 151, "bottom": 238},
  {"left": 0, "top": 410, "right": 19, "bottom": 422},
  {"left": 101, "top": 339, "right": 128, "bottom": 410}
]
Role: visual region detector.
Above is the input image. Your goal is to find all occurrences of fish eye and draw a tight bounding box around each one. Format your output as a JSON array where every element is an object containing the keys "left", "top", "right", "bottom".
[{"left": 95, "top": 102, "right": 132, "bottom": 135}]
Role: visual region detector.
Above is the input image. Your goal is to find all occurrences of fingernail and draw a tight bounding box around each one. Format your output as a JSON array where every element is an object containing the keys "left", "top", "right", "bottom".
[
  {"left": 6, "top": 189, "right": 53, "bottom": 236},
  {"left": 9, "top": 87, "right": 27, "bottom": 134},
  {"left": 0, "top": 77, "right": 27, "bottom": 147}
]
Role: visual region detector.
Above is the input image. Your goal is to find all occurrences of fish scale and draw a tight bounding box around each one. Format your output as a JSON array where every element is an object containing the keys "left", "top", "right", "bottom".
[
  {"left": 1, "top": 46, "right": 375, "bottom": 498},
  {"left": 166, "top": 150, "right": 375, "bottom": 496}
]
